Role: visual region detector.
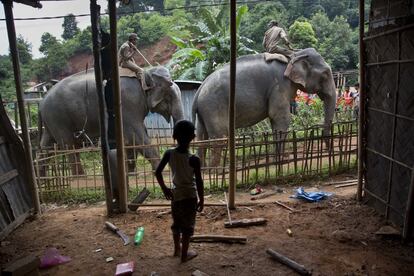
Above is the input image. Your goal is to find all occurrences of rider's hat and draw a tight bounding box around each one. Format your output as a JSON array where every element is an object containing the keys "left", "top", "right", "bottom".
[{"left": 128, "top": 33, "right": 138, "bottom": 41}]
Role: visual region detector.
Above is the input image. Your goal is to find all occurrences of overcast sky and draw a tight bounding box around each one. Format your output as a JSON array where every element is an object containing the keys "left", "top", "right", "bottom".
[{"left": 0, "top": 0, "right": 107, "bottom": 58}]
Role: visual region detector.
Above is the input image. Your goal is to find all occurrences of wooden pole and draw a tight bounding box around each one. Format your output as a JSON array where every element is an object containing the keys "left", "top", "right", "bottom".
[
  {"left": 228, "top": 0, "right": 236, "bottom": 209},
  {"left": 108, "top": 0, "right": 127, "bottom": 212},
  {"left": 3, "top": 0, "right": 40, "bottom": 214},
  {"left": 357, "top": 0, "right": 366, "bottom": 201},
  {"left": 90, "top": 0, "right": 114, "bottom": 215}
]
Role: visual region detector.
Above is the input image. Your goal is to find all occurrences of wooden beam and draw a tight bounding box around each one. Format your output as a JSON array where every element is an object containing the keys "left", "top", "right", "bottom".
[
  {"left": 224, "top": 218, "right": 267, "bottom": 228},
  {"left": 0, "top": 169, "right": 18, "bottom": 186},
  {"left": 13, "top": 0, "right": 42, "bottom": 8},
  {"left": 3, "top": 0, "right": 40, "bottom": 214},
  {"left": 90, "top": 0, "right": 114, "bottom": 216},
  {"left": 357, "top": 0, "right": 365, "bottom": 202},
  {"left": 108, "top": 0, "right": 127, "bottom": 213},
  {"left": 0, "top": 211, "right": 31, "bottom": 240},
  {"left": 228, "top": 0, "right": 236, "bottom": 210},
  {"left": 191, "top": 235, "right": 247, "bottom": 244}
]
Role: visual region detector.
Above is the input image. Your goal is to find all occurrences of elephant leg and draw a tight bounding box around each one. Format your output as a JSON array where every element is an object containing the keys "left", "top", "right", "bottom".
[
  {"left": 55, "top": 129, "right": 85, "bottom": 176},
  {"left": 132, "top": 125, "right": 160, "bottom": 171},
  {"left": 68, "top": 152, "right": 85, "bottom": 176},
  {"left": 269, "top": 104, "right": 291, "bottom": 160},
  {"left": 126, "top": 148, "right": 137, "bottom": 173},
  {"left": 203, "top": 120, "right": 227, "bottom": 168},
  {"left": 38, "top": 129, "right": 55, "bottom": 177}
]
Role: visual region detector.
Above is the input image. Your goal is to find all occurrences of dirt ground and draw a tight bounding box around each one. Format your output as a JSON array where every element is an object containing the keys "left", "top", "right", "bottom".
[{"left": 1, "top": 174, "right": 414, "bottom": 276}]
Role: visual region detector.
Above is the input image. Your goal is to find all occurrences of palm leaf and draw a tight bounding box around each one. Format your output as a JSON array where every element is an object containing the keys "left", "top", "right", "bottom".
[
  {"left": 172, "top": 48, "right": 206, "bottom": 60},
  {"left": 170, "top": 36, "right": 187, "bottom": 49},
  {"left": 194, "top": 60, "right": 208, "bottom": 81},
  {"left": 198, "top": 7, "right": 219, "bottom": 34},
  {"left": 236, "top": 5, "right": 248, "bottom": 31}
]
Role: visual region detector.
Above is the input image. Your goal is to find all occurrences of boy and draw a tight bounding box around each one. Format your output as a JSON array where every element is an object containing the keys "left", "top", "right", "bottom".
[{"left": 155, "top": 120, "right": 204, "bottom": 262}]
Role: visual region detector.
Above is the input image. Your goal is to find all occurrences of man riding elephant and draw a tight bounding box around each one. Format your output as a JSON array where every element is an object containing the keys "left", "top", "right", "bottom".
[
  {"left": 263, "top": 20, "right": 294, "bottom": 57},
  {"left": 118, "top": 33, "right": 150, "bottom": 91}
]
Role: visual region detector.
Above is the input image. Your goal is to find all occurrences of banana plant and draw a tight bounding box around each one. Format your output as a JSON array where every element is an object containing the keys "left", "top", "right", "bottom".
[{"left": 167, "top": 5, "right": 256, "bottom": 81}]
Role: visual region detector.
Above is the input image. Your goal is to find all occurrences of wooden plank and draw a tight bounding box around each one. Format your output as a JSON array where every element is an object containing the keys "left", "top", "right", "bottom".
[
  {"left": 0, "top": 170, "right": 18, "bottom": 186},
  {"left": 266, "top": 248, "right": 312, "bottom": 275},
  {"left": 0, "top": 211, "right": 31, "bottom": 240},
  {"left": 224, "top": 218, "right": 267, "bottom": 228},
  {"left": 2, "top": 254, "right": 40, "bottom": 276},
  {"left": 191, "top": 235, "right": 247, "bottom": 244}
]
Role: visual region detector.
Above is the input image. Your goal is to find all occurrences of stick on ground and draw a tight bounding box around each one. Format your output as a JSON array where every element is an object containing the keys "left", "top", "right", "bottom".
[
  {"left": 191, "top": 235, "right": 247, "bottom": 244},
  {"left": 224, "top": 192, "right": 232, "bottom": 225},
  {"left": 266, "top": 248, "right": 312, "bottom": 275},
  {"left": 274, "top": 201, "right": 295, "bottom": 212},
  {"left": 224, "top": 218, "right": 267, "bottom": 228}
]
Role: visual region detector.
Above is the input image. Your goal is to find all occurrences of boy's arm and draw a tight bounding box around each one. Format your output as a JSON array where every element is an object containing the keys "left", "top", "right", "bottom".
[
  {"left": 155, "top": 150, "right": 173, "bottom": 200},
  {"left": 190, "top": 155, "right": 204, "bottom": 212}
]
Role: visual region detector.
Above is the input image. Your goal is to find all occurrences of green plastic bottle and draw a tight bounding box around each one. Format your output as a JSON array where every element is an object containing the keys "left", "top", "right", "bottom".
[{"left": 134, "top": 226, "right": 144, "bottom": 246}]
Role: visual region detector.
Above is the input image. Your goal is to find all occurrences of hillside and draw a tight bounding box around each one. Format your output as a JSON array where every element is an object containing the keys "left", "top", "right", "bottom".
[{"left": 64, "top": 36, "right": 176, "bottom": 77}]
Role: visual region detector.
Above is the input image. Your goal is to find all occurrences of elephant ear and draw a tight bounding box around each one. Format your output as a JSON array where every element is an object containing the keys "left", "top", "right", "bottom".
[
  {"left": 148, "top": 68, "right": 174, "bottom": 110},
  {"left": 284, "top": 54, "right": 309, "bottom": 88}
]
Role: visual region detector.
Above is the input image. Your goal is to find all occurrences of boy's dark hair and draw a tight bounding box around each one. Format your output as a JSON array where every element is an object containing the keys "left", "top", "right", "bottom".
[{"left": 173, "top": 120, "right": 195, "bottom": 143}]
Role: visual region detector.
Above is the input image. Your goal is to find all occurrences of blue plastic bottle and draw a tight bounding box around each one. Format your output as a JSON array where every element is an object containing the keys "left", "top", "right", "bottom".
[{"left": 134, "top": 226, "right": 144, "bottom": 246}]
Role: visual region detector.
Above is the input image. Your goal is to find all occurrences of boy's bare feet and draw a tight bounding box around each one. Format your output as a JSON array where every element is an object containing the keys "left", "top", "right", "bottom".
[{"left": 181, "top": 250, "right": 197, "bottom": 262}]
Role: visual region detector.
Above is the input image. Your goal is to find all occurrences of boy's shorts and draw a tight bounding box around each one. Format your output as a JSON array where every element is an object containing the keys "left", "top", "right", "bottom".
[{"left": 171, "top": 197, "right": 198, "bottom": 236}]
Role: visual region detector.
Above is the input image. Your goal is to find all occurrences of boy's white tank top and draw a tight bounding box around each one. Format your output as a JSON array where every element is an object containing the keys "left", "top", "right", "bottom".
[{"left": 169, "top": 148, "right": 197, "bottom": 202}]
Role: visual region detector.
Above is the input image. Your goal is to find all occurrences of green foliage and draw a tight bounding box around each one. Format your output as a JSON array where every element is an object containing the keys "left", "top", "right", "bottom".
[
  {"left": 16, "top": 35, "right": 32, "bottom": 65},
  {"left": 311, "top": 12, "right": 355, "bottom": 70},
  {"left": 65, "top": 27, "right": 92, "bottom": 55},
  {"left": 118, "top": 0, "right": 165, "bottom": 14},
  {"left": 290, "top": 98, "right": 325, "bottom": 130},
  {"left": 0, "top": 55, "right": 16, "bottom": 101},
  {"left": 167, "top": 5, "right": 256, "bottom": 81},
  {"left": 288, "top": 20, "right": 318, "bottom": 49},
  {"left": 62, "top": 13, "right": 80, "bottom": 40}
]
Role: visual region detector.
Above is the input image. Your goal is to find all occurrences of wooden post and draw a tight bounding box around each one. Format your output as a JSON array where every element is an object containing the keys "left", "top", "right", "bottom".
[
  {"left": 228, "top": 0, "right": 236, "bottom": 209},
  {"left": 90, "top": 0, "right": 114, "bottom": 215},
  {"left": 108, "top": 0, "right": 127, "bottom": 212},
  {"left": 3, "top": 0, "right": 40, "bottom": 214},
  {"left": 357, "top": 0, "right": 366, "bottom": 201}
]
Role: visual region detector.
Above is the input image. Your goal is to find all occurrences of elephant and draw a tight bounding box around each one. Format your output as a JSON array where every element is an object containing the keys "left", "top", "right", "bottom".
[
  {"left": 192, "top": 48, "right": 336, "bottom": 165},
  {"left": 39, "top": 66, "right": 184, "bottom": 174}
]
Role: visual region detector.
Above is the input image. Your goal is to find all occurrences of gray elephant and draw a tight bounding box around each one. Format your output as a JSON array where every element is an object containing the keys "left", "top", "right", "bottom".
[
  {"left": 192, "top": 48, "right": 336, "bottom": 164},
  {"left": 39, "top": 66, "right": 184, "bottom": 174}
]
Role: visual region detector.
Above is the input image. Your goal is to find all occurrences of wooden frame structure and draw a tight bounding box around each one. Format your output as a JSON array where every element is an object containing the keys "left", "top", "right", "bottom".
[{"left": 358, "top": 0, "right": 414, "bottom": 240}]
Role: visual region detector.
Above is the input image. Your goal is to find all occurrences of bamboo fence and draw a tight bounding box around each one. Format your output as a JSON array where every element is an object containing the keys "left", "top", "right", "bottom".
[{"left": 34, "top": 121, "right": 358, "bottom": 202}]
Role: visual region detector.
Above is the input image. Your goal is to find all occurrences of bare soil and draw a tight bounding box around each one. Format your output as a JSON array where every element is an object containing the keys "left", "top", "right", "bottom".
[{"left": 1, "top": 175, "right": 414, "bottom": 276}]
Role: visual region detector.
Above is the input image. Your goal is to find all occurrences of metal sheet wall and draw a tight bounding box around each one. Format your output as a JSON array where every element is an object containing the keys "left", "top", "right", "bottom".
[{"left": 363, "top": 0, "right": 414, "bottom": 239}]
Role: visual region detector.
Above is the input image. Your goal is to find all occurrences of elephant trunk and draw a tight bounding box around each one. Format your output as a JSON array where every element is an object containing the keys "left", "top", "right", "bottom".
[
  {"left": 171, "top": 86, "right": 185, "bottom": 125},
  {"left": 320, "top": 76, "right": 337, "bottom": 137}
]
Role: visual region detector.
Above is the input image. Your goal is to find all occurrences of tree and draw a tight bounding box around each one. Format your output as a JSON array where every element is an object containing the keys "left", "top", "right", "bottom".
[
  {"left": 39, "top": 32, "right": 59, "bottom": 55},
  {"left": 62, "top": 14, "right": 80, "bottom": 40},
  {"left": 15, "top": 35, "right": 32, "bottom": 65},
  {"left": 118, "top": 0, "right": 164, "bottom": 14},
  {"left": 288, "top": 20, "right": 318, "bottom": 49},
  {"left": 310, "top": 12, "right": 356, "bottom": 70}
]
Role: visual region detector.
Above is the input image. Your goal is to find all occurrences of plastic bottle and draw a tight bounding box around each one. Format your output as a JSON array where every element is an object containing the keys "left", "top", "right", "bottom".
[{"left": 134, "top": 226, "right": 144, "bottom": 246}]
